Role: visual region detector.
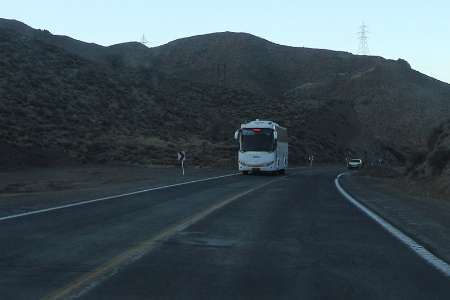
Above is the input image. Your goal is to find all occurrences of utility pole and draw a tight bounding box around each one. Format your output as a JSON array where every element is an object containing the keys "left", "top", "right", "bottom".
[
  {"left": 140, "top": 34, "right": 149, "bottom": 46},
  {"left": 357, "top": 22, "right": 369, "bottom": 55}
]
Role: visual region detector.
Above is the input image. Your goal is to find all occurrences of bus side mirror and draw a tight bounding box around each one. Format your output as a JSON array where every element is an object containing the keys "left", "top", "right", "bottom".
[
  {"left": 273, "top": 131, "right": 278, "bottom": 139},
  {"left": 234, "top": 130, "right": 240, "bottom": 140}
]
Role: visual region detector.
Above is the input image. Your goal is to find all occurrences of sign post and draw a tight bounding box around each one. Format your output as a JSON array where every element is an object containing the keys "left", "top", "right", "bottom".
[{"left": 177, "top": 151, "right": 186, "bottom": 175}]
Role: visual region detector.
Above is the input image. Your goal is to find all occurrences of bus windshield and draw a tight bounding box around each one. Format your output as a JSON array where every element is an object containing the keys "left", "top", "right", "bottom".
[{"left": 241, "top": 128, "right": 274, "bottom": 152}]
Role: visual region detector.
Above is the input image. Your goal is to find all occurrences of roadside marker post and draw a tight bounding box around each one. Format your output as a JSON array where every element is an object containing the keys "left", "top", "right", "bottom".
[{"left": 177, "top": 151, "right": 186, "bottom": 175}]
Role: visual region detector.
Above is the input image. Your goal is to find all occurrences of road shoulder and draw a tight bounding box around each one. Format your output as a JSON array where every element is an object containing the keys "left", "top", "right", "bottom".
[
  {"left": 339, "top": 174, "right": 450, "bottom": 265},
  {"left": 0, "top": 164, "right": 236, "bottom": 218}
]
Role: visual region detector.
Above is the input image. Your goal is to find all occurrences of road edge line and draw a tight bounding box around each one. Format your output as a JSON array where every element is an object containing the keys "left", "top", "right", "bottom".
[
  {"left": 0, "top": 173, "right": 239, "bottom": 222},
  {"left": 335, "top": 173, "right": 450, "bottom": 279}
]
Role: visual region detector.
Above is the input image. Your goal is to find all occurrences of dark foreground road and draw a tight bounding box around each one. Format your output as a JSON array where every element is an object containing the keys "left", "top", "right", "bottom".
[{"left": 0, "top": 167, "right": 449, "bottom": 299}]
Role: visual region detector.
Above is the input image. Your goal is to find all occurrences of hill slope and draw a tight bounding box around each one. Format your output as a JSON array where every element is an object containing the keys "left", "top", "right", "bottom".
[
  {"left": 0, "top": 18, "right": 449, "bottom": 168},
  {"left": 105, "top": 29, "right": 450, "bottom": 161}
]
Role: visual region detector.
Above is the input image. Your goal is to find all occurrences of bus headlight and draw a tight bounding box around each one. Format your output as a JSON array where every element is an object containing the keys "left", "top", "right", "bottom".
[{"left": 262, "top": 161, "right": 275, "bottom": 167}]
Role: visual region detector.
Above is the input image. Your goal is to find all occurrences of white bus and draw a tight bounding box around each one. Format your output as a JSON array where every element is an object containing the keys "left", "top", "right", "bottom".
[{"left": 234, "top": 119, "right": 288, "bottom": 175}]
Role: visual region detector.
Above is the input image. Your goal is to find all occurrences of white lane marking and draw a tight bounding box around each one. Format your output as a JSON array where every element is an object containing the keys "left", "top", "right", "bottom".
[
  {"left": 0, "top": 173, "right": 239, "bottom": 222},
  {"left": 335, "top": 173, "right": 450, "bottom": 278}
]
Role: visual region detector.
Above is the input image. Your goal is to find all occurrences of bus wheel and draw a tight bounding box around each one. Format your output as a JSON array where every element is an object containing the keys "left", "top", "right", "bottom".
[{"left": 242, "top": 171, "right": 249, "bottom": 175}]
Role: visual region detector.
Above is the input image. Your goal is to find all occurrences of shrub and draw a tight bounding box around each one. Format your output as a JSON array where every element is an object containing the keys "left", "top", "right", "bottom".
[
  {"left": 406, "top": 151, "right": 427, "bottom": 173},
  {"left": 428, "top": 149, "right": 450, "bottom": 175}
]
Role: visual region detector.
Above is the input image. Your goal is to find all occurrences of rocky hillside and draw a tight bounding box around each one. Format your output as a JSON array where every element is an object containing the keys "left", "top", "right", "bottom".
[
  {"left": 407, "top": 120, "right": 450, "bottom": 196},
  {"left": 0, "top": 24, "right": 266, "bottom": 167},
  {"left": 1, "top": 18, "right": 449, "bottom": 168},
  {"left": 146, "top": 32, "right": 390, "bottom": 96},
  {"left": 284, "top": 61, "right": 450, "bottom": 162},
  {"left": 105, "top": 28, "right": 450, "bottom": 163}
]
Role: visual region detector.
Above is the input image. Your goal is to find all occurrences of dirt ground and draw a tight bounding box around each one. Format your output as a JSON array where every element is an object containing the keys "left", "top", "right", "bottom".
[
  {"left": 0, "top": 163, "right": 234, "bottom": 195},
  {"left": 341, "top": 172, "right": 450, "bottom": 264},
  {"left": 356, "top": 167, "right": 449, "bottom": 202}
]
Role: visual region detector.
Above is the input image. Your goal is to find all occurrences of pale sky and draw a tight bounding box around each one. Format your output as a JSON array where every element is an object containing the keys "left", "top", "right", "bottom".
[{"left": 2, "top": 0, "right": 449, "bottom": 83}]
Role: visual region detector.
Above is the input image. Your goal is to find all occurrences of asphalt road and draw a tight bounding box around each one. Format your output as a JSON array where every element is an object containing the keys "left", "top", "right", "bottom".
[{"left": 0, "top": 167, "right": 449, "bottom": 299}]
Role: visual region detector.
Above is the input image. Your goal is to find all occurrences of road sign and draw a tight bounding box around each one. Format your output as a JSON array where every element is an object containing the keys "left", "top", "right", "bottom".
[
  {"left": 177, "top": 151, "right": 186, "bottom": 175},
  {"left": 177, "top": 151, "right": 186, "bottom": 162}
]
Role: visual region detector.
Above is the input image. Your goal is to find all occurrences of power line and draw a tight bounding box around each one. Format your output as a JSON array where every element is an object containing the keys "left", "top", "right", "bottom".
[{"left": 357, "top": 22, "right": 369, "bottom": 55}]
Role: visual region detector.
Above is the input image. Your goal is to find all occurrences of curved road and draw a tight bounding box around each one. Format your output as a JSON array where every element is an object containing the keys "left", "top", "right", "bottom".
[{"left": 0, "top": 167, "right": 449, "bottom": 299}]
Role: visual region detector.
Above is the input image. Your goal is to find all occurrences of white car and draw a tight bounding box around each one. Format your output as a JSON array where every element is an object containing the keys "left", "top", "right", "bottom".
[{"left": 347, "top": 158, "right": 363, "bottom": 169}]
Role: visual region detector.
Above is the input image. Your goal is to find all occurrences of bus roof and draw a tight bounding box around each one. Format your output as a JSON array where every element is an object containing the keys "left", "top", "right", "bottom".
[{"left": 241, "top": 120, "right": 286, "bottom": 130}]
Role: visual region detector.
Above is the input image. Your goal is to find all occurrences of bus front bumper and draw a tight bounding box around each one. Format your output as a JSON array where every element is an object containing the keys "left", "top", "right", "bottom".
[{"left": 238, "top": 162, "right": 277, "bottom": 172}]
